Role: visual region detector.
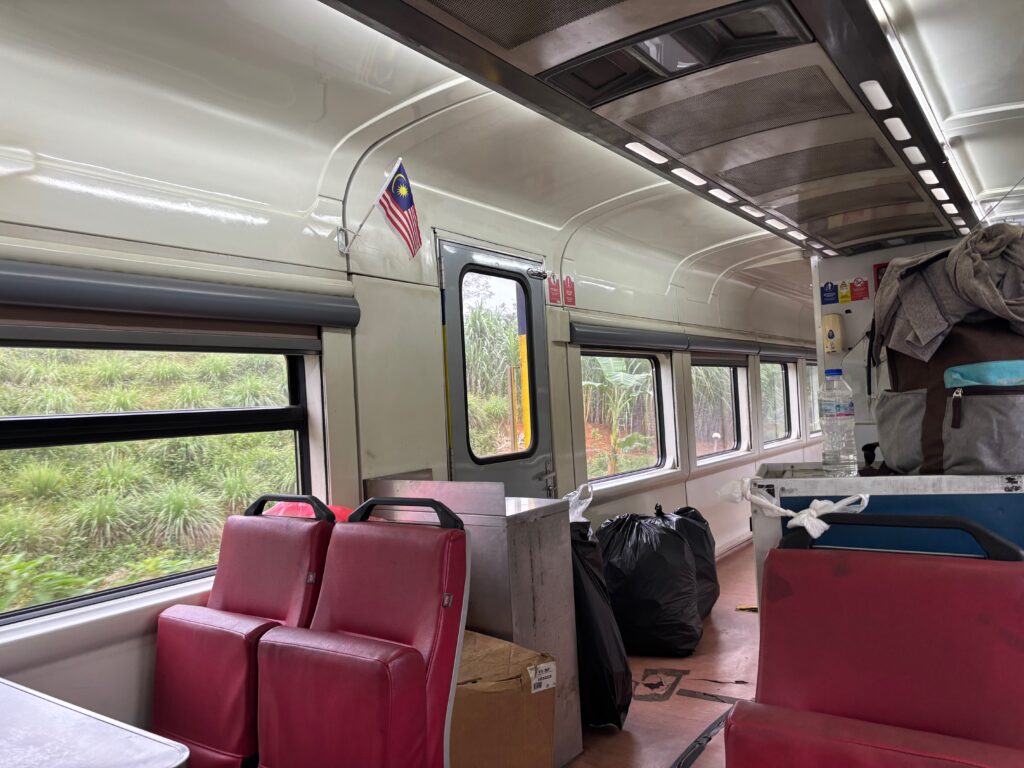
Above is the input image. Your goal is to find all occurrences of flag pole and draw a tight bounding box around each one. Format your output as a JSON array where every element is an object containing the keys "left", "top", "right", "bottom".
[{"left": 337, "top": 157, "right": 404, "bottom": 255}]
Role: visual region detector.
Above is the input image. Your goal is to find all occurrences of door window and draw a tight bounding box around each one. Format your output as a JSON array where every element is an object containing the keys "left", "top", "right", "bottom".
[{"left": 460, "top": 271, "right": 533, "bottom": 460}]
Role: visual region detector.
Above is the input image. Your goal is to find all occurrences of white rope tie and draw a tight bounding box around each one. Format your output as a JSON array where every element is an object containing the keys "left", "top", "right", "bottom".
[{"left": 719, "top": 478, "right": 869, "bottom": 539}]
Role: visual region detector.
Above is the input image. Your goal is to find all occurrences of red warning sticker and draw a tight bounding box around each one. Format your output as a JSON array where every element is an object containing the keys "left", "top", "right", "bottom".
[
  {"left": 563, "top": 275, "right": 576, "bottom": 306},
  {"left": 850, "top": 276, "right": 870, "bottom": 301},
  {"left": 547, "top": 274, "right": 561, "bottom": 304}
]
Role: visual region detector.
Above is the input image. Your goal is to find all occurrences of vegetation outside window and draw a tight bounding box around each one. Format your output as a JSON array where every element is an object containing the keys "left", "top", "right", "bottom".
[
  {"left": 461, "top": 271, "right": 534, "bottom": 460},
  {"left": 693, "top": 365, "right": 741, "bottom": 458},
  {"left": 581, "top": 354, "right": 661, "bottom": 481},
  {"left": 761, "top": 362, "right": 791, "bottom": 444},
  {"left": 805, "top": 363, "right": 821, "bottom": 434},
  {"left": 0, "top": 348, "right": 305, "bottom": 619}
]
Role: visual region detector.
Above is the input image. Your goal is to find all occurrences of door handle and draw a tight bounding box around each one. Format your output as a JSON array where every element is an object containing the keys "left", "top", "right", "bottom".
[{"left": 527, "top": 267, "right": 548, "bottom": 280}]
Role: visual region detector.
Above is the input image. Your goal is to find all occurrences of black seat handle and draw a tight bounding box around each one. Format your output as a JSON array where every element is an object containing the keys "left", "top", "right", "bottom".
[
  {"left": 779, "top": 512, "right": 1024, "bottom": 561},
  {"left": 349, "top": 497, "right": 464, "bottom": 530},
  {"left": 243, "top": 494, "right": 336, "bottom": 523}
]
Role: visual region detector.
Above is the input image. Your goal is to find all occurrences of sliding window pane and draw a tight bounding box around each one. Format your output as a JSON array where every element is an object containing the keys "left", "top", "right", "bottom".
[
  {"left": 0, "top": 431, "right": 297, "bottom": 614},
  {"left": 693, "top": 365, "right": 740, "bottom": 458},
  {"left": 761, "top": 362, "right": 791, "bottom": 444},
  {"left": 582, "top": 354, "right": 660, "bottom": 480},
  {"left": 0, "top": 348, "right": 288, "bottom": 417}
]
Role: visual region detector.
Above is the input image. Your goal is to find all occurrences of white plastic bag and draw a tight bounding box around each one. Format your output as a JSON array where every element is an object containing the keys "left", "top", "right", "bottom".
[
  {"left": 564, "top": 482, "right": 594, "bottom": 523},
  {"left": 718, "top": 478, "right": 868, "bottom": 539}
]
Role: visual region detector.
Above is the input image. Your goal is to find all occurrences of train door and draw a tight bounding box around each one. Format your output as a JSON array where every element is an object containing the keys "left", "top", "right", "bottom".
[{"left": 439, "top": 240, "right": 555, "bottom": 497}]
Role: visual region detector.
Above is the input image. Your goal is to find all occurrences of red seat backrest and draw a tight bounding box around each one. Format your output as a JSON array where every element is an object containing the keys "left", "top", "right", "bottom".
[
  {"left": 758, "top": 548, "right": 1024, "bottom": 750},
  {"left": 311, "top": 522, "right": 468, "bottom": 768},
  {"left": 208, "top": 515, "right": 333, "bottom": 627}
]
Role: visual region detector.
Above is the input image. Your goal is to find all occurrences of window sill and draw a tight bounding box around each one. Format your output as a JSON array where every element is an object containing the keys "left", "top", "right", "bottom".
[
  {"left": 589, "top": 465, "right": 684, "bottom": 504},
  {"left": 0, "top": 576, "right": 213, "bottom": 658}
]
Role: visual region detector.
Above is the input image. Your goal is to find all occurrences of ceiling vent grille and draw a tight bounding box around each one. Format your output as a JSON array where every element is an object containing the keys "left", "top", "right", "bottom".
[
  {"left": 774, "top": 182, "right": 922, "bottom": 223},
  {"left": 423, "top": 0, "right": 625, "bottom": 49},
  {"left": 626, "top": 66, "right": 852, "bottom": 156},
  {"left": 816, "top": 212, "right": 944, "bottom": 244},
  {"left": 717, "top": 138, "right": 894, "bottom": 197}
]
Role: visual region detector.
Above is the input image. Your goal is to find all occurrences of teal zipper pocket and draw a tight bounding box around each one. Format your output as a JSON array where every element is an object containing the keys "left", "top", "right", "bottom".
[{"left": 945, "top": 361, "right": 1024, "bottom": 388}]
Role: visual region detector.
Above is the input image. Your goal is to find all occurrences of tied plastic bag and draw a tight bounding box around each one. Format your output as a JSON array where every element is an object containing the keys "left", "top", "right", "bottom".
[
  {"left": 597, "top": 514, "right": 703, "bottom": 657},
  {"left": 654, "top": 504, "right": 720, "bottom": 619},
  {"left": 570, "top": 521, "right": 632, "bottom": 729},
  {"left": 564, "top": 482, "right": 593, "bottom": 523},
  {"left": 719, "top": 478, "right": 869, "bottom": 539}
]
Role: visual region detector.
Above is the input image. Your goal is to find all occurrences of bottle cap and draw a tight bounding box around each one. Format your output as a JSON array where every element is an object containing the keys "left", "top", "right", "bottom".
[{"left": 825, "top": 368, "right": 843, "bottom": 376}]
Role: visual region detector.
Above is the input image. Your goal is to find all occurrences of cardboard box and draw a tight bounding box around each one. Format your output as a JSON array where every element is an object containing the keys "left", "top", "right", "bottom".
[{"left": 450, "top": 631, "right": 557, "bottom": 768}]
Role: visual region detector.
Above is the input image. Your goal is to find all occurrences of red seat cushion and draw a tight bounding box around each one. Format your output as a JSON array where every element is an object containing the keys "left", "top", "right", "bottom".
[
  {"left": 208, "top": 516, "right": 333, "bottom": 627},
  {"left": 257, "top": 626, "right": 427, "bottom": 768},
  {"left": 151, "top": 605, "right": 278, "bottom": 768},
  {"left": 758, "top": 548, "right": 1024, "bottom": 750},
  {"left": 310, "top": 522, "right": 467, "bottom": 768},
  {"left": 726, "top": 700, "right": 1024, "bottom": 767}
]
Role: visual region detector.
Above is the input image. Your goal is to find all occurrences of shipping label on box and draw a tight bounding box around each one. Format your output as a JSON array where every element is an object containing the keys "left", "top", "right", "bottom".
[{"left": 528, "top": 661, "right": 556, "bottom": 693}]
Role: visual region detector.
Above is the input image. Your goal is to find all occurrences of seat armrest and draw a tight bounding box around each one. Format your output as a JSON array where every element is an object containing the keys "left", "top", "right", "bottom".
[{"left": 152, "top": 604, "right": 278, "bottom": 755}]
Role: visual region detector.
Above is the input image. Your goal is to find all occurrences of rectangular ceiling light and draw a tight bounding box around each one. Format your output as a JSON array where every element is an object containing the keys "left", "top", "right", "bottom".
[
  {"left": 952, "top": 217, "right": 965, "bottom": 226},
  {"left": 918, "top": 169, "right": 939, "bottom": 185},
  {"left": 788, "top": 230, "right": 808, "bottom": 240},
  {"left": 824, "top": 249, "right": 839, "bottom": 256},
  {"left": 958, "top": 227, "right": 970, "bottom": 235},
  {"left": 884, "top": 117, "right": 911, "bottom": 141},
  {"left": 931, "top": 187, "right": 950, "bottom": 201},
  {"left": 942, "top": 203, "right": 958, "bottom": 214},
  {"left": 672, "top": 167, "right": 706, "bottom": 185},
  {"left": 740, "top": 205, "right": 765, "bottom": 217},
  {"left": 859, "top": 80, "right": 893, "bottom": 110},
  {"left": 809, "top": 241, "right": 824, "bottom": 249},
  {"left": 903, "top": 146, "right": 926, "bottom": 165},
  {"left": 765, "top": 218, "right": 788, "bottom": 230},
  {"left": 709, "top": 188, "right": 738, "bottom": 203},
  {"left": 626, "top": 142, "right": 668, "bottom": 164}
]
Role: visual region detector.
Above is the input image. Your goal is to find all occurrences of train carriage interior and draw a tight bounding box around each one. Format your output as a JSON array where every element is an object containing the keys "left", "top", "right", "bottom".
[{"left": 1, "top": 0, "right": 1023, "bottom": 766}]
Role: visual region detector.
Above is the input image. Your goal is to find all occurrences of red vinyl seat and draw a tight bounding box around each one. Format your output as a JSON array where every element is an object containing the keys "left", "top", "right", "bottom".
[
  {"left": 726, "top": 541, "right": 1024, "bottom": 767},
  {"left": 151, "top": 496, "right": 334, "bottom": 768},
  {"left": 257, "top": 501, "right": 468, "bottom": 768}
]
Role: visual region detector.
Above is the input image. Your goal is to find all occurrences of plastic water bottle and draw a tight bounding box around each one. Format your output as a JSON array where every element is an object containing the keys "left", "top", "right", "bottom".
[{"left": 820, "top": 368, "right": 858, "bottom": 477}]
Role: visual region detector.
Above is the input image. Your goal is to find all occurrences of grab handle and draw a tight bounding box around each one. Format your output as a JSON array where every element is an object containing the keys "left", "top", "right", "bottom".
[
  {"left": 779, "top": 513, "right": 1024, "bottom": 561},
  {"left": 243, "top": 494, "right": 336, "bottom": 523},
  {"left": 349, "top": 497, "right": 464, "bottom": 530}
]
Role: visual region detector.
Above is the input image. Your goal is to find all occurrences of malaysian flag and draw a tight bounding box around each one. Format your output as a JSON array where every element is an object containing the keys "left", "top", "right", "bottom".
[{"left": 376, "top": 159, "right": 422, "bottom": 258}]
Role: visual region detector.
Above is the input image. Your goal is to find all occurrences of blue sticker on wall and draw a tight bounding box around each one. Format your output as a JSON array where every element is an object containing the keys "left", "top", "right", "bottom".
[{"left": 820, "top": 281, "right": 839, "bottom": 305}]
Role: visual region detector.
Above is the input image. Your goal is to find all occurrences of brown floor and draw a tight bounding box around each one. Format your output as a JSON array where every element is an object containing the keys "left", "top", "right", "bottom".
[{"left": 570, "top": 543, "right": 759, "bottom": 768}]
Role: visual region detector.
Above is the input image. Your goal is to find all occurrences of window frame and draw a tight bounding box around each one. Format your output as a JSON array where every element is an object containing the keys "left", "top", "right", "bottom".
[
  {"left": 760, "top": 360, "right": 795, "bottom": 447},
  {"left": 458, "top": 265, "right": 538, "bottom": 465},
  {"left": 692, "top": 361, "right": 745, "bottom": 461},
  {"left": 580, "top": 350, "right": 666, "bottom": 483},
  {"left": 0, "top": 346, "right": 311, "bottom": 627},
  {"left": 805, "top": 362, "right": 822, "bottom": 436}
]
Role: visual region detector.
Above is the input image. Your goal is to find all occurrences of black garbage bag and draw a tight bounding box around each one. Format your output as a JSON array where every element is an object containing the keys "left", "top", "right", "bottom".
[
  {"left": 654, "top": 504, "right": 720, "bottom": 618},
  {"left": 570, "top": 521, "right": 632, "bottom": 729},
  {"left": 596, "top": 514, "right": 703, "bottom": 657}
]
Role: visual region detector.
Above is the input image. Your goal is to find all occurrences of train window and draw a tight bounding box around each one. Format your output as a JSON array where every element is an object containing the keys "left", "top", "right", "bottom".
[
  {"left": 693, "top": 364, "right": 741, "bottom": 458},
  {"left": 0, "top": 348, "right": 304, "bottom": 620},
  {"left": 581, "top": 354, "right": 661, "bottom": 481},
  {"left": 805, "top": 363, "right": 821, "bottom": 434},
  {"left": 461, "top": 271, "right": 533, "bottom": 460},
  {"left": 761, "top": 361, "right": 792, "bottom": 444}
]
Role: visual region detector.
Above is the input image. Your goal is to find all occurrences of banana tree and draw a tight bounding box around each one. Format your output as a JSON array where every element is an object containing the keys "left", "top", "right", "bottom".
[{"left": 583, "top": 356, "right": 653, "bottom": 475}]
